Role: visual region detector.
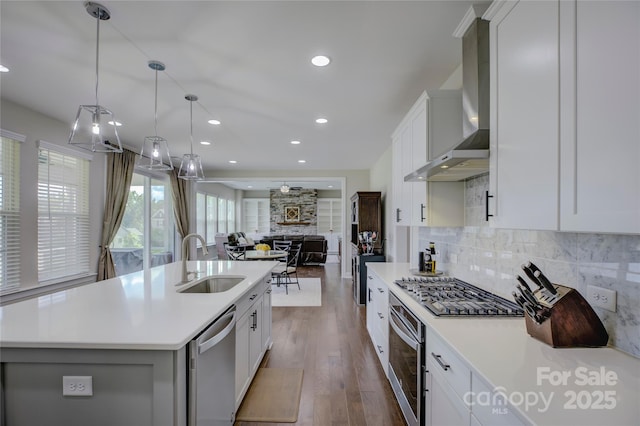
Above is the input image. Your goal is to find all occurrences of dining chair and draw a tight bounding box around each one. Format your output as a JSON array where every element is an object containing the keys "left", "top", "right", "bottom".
[
  {"left": 273, "top": 240, "right": 292, "bottom": 251},
  {"left": 224, "top": 243, "right": 246, "bottom": 261},
  {"left": 271, "top": 243, "right": 301, "bottom": 294}
]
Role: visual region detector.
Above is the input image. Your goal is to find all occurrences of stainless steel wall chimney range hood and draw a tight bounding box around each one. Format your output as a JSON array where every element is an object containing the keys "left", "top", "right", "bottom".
[{"left": 406, "top": 9, "right": 490, "bottom": 182}]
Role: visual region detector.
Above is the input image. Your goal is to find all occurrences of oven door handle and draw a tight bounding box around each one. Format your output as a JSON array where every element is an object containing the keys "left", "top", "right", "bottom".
[{"left": 389, "top": 309, "right": 419, "bottom": 351}]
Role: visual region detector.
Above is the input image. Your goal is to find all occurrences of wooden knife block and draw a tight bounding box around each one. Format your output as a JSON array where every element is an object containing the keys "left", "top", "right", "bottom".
[{"left": 525, "top": 284, "right": 609, "bottom": 348}]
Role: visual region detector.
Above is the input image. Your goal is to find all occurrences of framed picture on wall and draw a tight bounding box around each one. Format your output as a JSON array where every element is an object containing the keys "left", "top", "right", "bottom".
[{"left": 284, "top": 206, "right": 300, "bottom": 222}]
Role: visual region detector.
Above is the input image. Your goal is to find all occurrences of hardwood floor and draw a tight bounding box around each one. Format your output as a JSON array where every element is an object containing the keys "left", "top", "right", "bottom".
[{"left": 235, "top": 263, "right": 406, "bottom": 426}]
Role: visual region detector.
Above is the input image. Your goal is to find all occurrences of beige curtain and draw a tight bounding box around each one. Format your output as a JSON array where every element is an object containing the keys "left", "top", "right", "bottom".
[
  {"left": 97, "top": 150, "right": 136, "bottom": 280},
  {"left": 170, "top": 169, "right": 191, "bottom": 259}
]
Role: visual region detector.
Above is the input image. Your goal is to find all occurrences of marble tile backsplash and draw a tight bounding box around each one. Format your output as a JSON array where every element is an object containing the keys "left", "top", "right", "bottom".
[{"left": 419, "top": 174, "right": 640, "bottom": 358}]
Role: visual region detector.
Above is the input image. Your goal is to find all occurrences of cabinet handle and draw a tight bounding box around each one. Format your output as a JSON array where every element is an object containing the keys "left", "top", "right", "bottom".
[
  {"left": 368, "top": 275, "right": 373, "bottom": 280},
  {"left": 431, "top": 352, "right": 450, "bottom": 371},
  {"left": 266, "top": 289, "right": 272, "bottom": 294},
  {"left": 420, "top": 203, "right": 426, "bottom": 222},
  {"left": 368, "top": 288, "right": 372, "bottom": 303},
  {"left": 377, "top": 312, "right": 384, "bottom": 319},
  {"left": 485, "top": 191, "right": 494, "bottom": 221},
  {"left": 377, "top": 287, "right": 384, "bottom": 293},
  {"left": 377, "top": 345, "right": 384, "bottom": 354},
  {"left": 396, "top": 208, "right": 401, "bottom": 223},
  {"left": 423, "top": 366, "right": 430, "bottom": 395},
  {"left": 252, "top": 310, "right": 259, "bottom": 331},
  {"left": 249, "top": 294, "right": 257, "bottom": 300}
]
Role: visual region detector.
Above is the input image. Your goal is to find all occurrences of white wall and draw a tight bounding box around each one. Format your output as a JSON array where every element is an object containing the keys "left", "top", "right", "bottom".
[
  {"left": 1, "top": 99, "right": 106, "bottom": 291},
  {"left": 369, "top": 144, "right": 392, "bottom": 259}
]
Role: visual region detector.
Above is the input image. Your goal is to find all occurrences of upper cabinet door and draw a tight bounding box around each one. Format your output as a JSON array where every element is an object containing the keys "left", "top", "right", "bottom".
[
  {"left": 410, "top": 99, "right": 428, "bottom": 226},
  {"left": 559, "top": 1, "right": 640, "bottom": 233},
  {"left": 488, "top": 0, "right": 560, "bottom": 230}
]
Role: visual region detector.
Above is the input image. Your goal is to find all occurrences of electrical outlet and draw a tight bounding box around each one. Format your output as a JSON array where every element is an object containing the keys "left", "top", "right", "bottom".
[
  {"left": 63, "top": 376, "right": 93, "bottom": 396},
  {"left": 587, "top": 285, "right": 617, "bottom": 312}
]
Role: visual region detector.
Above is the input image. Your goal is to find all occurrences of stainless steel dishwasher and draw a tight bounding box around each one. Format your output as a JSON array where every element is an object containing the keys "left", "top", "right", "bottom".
[{"left": 188, "top": 305, "right": 237, "bottom": 425}]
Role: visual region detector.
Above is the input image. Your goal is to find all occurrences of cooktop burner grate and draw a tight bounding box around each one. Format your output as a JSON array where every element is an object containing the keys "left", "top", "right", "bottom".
[{"left": 394, "top": 277, "right": 524, "bottom": 317}]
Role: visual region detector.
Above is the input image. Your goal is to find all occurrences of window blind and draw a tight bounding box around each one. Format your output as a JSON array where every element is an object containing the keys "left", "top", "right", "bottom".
[
  {"left": 38, "top": 143, "right": 91, "bottom": 282},
  {"left": 0, "top": 132, "right": 23, "bottom": 291}
]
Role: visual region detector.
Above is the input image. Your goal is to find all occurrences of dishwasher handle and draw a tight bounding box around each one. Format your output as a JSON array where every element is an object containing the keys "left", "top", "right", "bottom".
[{"left": 197, "top": 307, "right": 236, "bottom": 354}]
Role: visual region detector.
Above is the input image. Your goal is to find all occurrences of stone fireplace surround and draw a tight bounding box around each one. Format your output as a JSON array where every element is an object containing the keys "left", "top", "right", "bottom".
[{"left": 269, "top": 188, "right": 317, "bottom": 234}]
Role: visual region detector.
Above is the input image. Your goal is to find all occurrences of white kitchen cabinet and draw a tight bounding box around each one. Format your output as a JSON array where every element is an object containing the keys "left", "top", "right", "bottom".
[
  {"left": 425, "top": 326, "right": 526, "bottom": 426},
  {"left": 366, "top": 271, "right": 389, "bottom": 376},
  {"left": 262, "top": 285, "right": 272, "bottom": 351},
  {"left": 487, "top": 0, "right": 560, "bottom": 230},
  {"left": 558, "top": 0, "right": 640, "bottom": 233},
  {"left": 425, "top": 329, "right": 471, "bottom": 426},
  {"left": 430, "top": 368, "right": 471, "bottom": 426},
  {"left": 486, "top": 0, "right": 640, "bottom": 234},
  {"left": 391, "top": 90, "right": 465, "bottom": 228},
  {"left": 235, "top": 278, "right": 270, "bottom": 408},
  {"left": 470, "top": 374, "right": 525, "bottom": 426}
]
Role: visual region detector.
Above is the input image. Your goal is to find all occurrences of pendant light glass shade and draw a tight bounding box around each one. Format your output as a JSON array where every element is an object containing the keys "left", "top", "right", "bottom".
[
  {"left": 178, "top": 94, "right": 205, "bottom": 180},
  {"left": 68, "top": 2, "right": 122, "bottom": 153},
  {"left": 136, "top": 61, "right": 173, "bottom": 170},
  {"left": 280, "top": 183, "right": 290, "bottom": 193}
]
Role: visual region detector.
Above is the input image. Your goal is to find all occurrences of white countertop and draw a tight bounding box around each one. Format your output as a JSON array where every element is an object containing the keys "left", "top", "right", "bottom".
[
  {"left": 0, "top": 260, "right": 278, "bottom": 351},
  {"left": 368, "top": 263, "right": 640, "bottom": 426}
]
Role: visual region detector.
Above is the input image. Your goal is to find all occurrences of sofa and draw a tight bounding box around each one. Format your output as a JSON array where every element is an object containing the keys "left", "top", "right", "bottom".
[
  {"left": 214, "top": 232, "right": 255, "bottom": 260},
  {"left": 259, "top": 235, "right": 327, "bottom": 265}
]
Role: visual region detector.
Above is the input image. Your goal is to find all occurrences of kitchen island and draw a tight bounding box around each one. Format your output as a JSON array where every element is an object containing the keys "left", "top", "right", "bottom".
[
  {"left": 0, "top": 260, "right": 278, "bottom": 426},
  {"left": 368, "top": 263, "right": 640, "bottom": 426}
]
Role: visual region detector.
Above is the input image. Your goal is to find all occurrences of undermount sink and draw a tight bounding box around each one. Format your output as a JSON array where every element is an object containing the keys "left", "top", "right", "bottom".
[{"left": 178, "top": 276, "right": 246, "bottom": 293}]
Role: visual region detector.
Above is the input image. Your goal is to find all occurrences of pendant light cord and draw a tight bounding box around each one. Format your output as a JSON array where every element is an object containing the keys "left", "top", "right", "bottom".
[
  {"left": 94, "top": 12, "right": 101, "bottom": 107},
  {"left": 154, "top": 68, "right": 159, "bottom": 136},
  {"left": 189, "top": 99, "right": 194, "bottom": 155}
]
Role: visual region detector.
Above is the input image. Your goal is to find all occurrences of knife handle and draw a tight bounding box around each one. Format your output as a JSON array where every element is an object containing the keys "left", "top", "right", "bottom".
[
  {"left": 516, "top": 275, "right": 532, "bottom": 292},
  {"left": 521, "top": 264, "right": 541, "bottom": 287},
  {"left": 534, "top": 270, "right": 558, "bottom": 295},
  {"left": 526, "top": 261, "right": 541, "bottom": 274},
  {"left": 517, "top": 284, "right": 539, "bottom": 308}
]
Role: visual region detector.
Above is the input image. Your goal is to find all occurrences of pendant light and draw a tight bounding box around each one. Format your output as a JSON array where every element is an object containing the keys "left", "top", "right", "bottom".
[
  {"left": 178, "top": 94, "right": 205, "bottom": 180},
  {"left": 68, "top": 2, "right": 123, "bottom": 153},
  {"left": 280, "top": 183, "right": 290, "bottom": 193},
  {"left": 136, "top": 61, "right": 173, "bottom": 170}
]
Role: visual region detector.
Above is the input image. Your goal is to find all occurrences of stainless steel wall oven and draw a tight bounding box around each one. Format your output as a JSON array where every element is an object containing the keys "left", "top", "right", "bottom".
[{"left": 388, "top": 292, "right": 425, "bottom": 426}]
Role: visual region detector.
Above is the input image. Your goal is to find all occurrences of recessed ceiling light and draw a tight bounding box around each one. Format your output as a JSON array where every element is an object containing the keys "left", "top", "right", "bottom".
[
  {"left": 441, "top": 165, "right": 449, "bottom": 169},
  {"left": 328, "top": 185, "right": 333, "bottom": 188},
  {"left": 200, "top": 141, "right": 211, "bottom": 145},
  {"left": 298, "top": 160, "right": 306, "bottom": 163},
  {"left": 290, "top": 140, "right": 301, "bottom": 145},
  {"left": 315, "top": 118, "right": 328, "bottom": 124},
  {"left": 311, "top": 55, "right": 331, "bottom": 67},
  {"left": 247, "top": 185, "right": 253, "bottom": 189},
  {"left": 208, "top": 119, "right": 221, "bottom": 125},
  {"left": 108, "top": 120, "right": 122, "bottom": 127},
  {"left": 0, "top": 65, "right": 9, "bottom": 73},
  {"left": 229, "top": 160, "right": 237, "bottom": 164}
]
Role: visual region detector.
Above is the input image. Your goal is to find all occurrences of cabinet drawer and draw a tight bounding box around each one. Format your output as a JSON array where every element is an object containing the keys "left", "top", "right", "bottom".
[
  {"left": 470, "top": 374, "right": 525, "bottom": 426},
  {"left": 236, "top": 282, "right": 263, "bottom": 316},
  {"left": 427, "top": 332, "right": 471, "bottom": 403}
]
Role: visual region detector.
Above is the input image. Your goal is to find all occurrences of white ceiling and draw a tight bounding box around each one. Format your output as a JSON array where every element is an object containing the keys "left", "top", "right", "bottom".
[{"left": 0, "top": 0, "right": 473, "bottom": 176}]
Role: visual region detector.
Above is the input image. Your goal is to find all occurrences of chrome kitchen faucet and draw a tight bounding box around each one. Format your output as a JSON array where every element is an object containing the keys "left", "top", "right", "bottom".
[{"left": 181, "top": 233, "right": 208, "bottom": 284}]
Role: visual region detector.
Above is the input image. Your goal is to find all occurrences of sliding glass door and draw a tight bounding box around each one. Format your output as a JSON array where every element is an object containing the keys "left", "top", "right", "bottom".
[{"left": 111, "top": 172, "right": 175, "bottom": 276}]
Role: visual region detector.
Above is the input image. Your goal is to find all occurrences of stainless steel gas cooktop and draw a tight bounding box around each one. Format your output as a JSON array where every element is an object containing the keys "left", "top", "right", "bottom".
[{"left": 394, "top": 277, "right": 524, "bottom": 317}]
